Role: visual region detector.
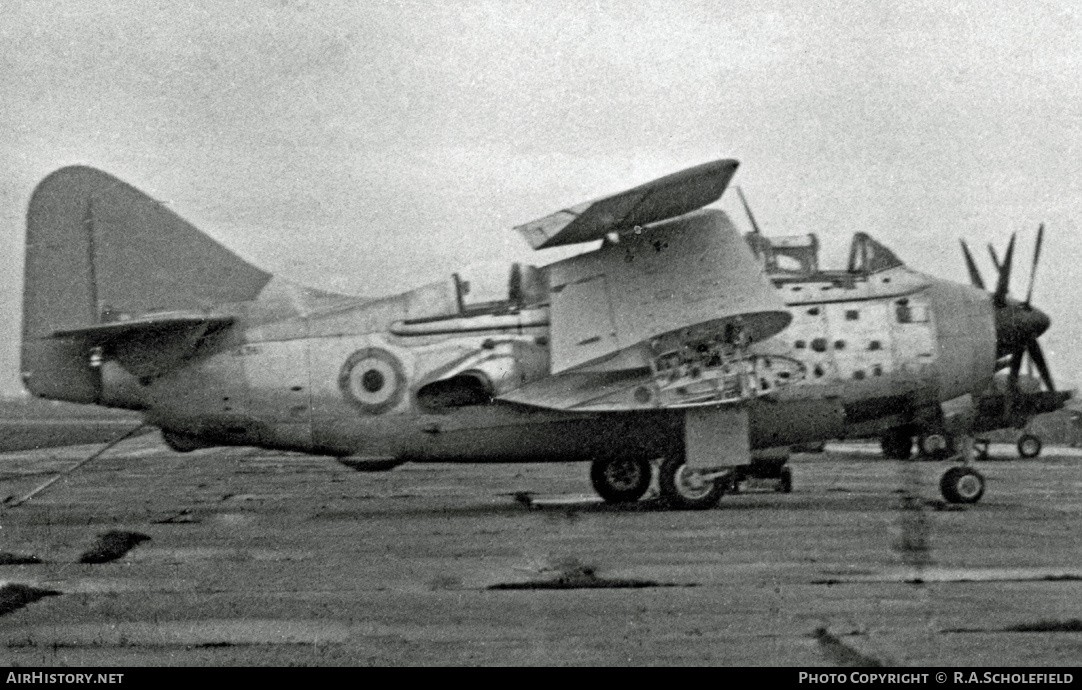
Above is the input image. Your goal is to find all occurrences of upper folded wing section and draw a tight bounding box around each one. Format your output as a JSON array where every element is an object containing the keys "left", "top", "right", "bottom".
[
  {"left": 542, "top": 209, "right": 791, "bottom": 375},
  {"left": 513, "top": 159, "right": 739, "bottom": 250}
]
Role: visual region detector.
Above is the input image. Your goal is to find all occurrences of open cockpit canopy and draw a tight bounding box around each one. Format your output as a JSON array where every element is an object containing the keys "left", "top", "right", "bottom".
[
  {"left": 746, "top": 231, "right": 904, "bottom": 280},
  {"left": 452, "top": 261, "right": 546, "bottom": 315},
  {"left": 845, "top": 232, "right": 904, "bottom": 274}
]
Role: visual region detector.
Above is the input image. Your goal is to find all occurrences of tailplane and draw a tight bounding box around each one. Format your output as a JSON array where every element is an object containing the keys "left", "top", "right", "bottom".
[{"left": 21, "top": 166, "right": 272, "bottom": 402}]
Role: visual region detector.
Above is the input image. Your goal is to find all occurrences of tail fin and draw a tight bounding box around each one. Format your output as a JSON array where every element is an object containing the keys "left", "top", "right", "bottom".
[{"left": 21, "top": 166, "right": 271, "bottom": 402}]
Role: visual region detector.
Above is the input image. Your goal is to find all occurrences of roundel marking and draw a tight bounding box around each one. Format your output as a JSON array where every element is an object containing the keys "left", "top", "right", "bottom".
[{"left": 338, "top": 348, "right": 406, "bottom": 414}]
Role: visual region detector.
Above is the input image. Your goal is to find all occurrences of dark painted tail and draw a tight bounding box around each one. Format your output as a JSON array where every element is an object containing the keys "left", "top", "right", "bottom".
[{"left": 21, "top": 166, "right": 272, "bottom": 403}]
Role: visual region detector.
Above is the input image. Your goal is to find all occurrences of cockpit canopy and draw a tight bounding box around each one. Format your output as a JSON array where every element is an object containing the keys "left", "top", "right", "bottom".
[
  {"left": 746, "top": 233, "right": 819, "bottom": 275},
  {"left": 746, "top": 231, "right": 903, "bottom": 278},
  {"left": 453, "top": 261, "right": 546, "bottom": 315},
  {"left": 845, "top": 232, "right": 903, "bottom": 274}
]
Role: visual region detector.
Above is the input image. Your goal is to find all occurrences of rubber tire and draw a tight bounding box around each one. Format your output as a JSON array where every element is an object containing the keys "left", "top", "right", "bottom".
[
  {"left": 658, "top": 456, "right": 725, "bottom": 510},
  {"left": 161, "top": 430, "right": 206, "bottom": 453},
  {"left": 880, "top": 429, "right": 913, "bottom": 460},
  {"left": 919, "top": 433, "right": 951, "bottom": 460},
  {"left": 1017, "top": 434, "right": 1042, "bottom": 459},
  {"left": 939, "top": 466, "right": 985, "bottom": 504},
  {"left": 590, "top": 457, "right": 652, "bottom": 503}
]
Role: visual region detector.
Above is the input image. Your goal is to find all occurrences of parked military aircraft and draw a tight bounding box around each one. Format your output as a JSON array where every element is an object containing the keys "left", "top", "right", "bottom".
[
  {"left": 737, "top": 190, "right": 1067, "bottom": 469},
  {"left": 20, "top": 161, "right": 1048, "bottom": 509},
  {"left": 968, "top": 373, "right": 1068, "bottom": 459}
]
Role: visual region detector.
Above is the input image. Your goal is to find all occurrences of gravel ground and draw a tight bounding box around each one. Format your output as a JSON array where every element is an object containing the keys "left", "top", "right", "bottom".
[{"left": 1, "top": 436, "right": 1079, "bottom": 666}]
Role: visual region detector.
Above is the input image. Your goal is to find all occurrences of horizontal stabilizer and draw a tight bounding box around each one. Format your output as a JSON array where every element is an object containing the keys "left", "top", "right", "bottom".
[
  {"left": 50, "top": 313, "right": 235, "bottom": 345},
  {"left": 514, "top": 159, "right": 739, "bottom": 249}
]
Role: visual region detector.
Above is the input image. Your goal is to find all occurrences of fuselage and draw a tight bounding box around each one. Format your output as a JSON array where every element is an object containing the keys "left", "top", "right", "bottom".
[{"left": 96, "top": 251, "right": 997, "bottom": 462}]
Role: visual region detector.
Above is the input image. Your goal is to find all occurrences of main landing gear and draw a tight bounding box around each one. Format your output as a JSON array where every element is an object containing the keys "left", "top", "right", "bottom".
[
  {"left": 589, "top": 456, "right": 725, "bottom": 510},
  {"left": 589, "top": 457, "right": 652, "bottom": 503},
  {"left": 657, "top": 456, "right": 726, "bottom": 510}
]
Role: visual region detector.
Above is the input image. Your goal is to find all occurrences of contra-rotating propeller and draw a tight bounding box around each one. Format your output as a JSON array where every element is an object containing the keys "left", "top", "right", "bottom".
[{"left": 960, "top": 225, "right": 1054, "bottom": 398}]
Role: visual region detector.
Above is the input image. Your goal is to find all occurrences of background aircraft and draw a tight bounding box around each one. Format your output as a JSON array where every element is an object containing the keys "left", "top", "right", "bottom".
[{"left": 20, "top": 161, "right": 1047, "bottom": 509}]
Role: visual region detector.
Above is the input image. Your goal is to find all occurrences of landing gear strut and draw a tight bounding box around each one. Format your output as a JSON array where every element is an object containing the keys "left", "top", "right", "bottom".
[{"left": 590, "top": 457, "right": 652, "bottom": 503}]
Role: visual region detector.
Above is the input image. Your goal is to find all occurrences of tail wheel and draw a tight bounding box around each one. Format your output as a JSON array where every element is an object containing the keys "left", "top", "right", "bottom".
[
  {"left": 1017, "top": 434, "right": 1042, "bottom": 459},
  {"left": 590, "top": 457, "right": 652, "bottom": 503},
  {"left": 161, "top": 430, "right": 206, "bottom": 453},
  {"left": 940, "top": 466, "right": 986, "bottom": 504},
  {"left": 658, "top": 456, "right": 724, "bottom": 510}
]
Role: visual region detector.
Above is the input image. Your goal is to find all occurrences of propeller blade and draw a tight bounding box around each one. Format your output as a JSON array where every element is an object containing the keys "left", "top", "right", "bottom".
[
  {"left": 736, "top": 187, "right": 763, "bottom": 236},
  {"left": 988, "top": 244, "right": 1001, "bottom": 273},
  {"left": 993, "top": 234, "right": 1016, "bottom": 306},
  {"left": 1027, "top": 339, "right": 1055, "bottom": 392},
  {"left": 1024, "top": 223, "right": 1044, "bottom": 306},
  {"left": 960, "top": 240, "right": 985, "bottom": 290}
]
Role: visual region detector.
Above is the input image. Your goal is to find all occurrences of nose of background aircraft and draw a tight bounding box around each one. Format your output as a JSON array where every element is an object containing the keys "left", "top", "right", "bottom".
[{"left": 994, "top": 299, "right": 1050, "bottom": 358}]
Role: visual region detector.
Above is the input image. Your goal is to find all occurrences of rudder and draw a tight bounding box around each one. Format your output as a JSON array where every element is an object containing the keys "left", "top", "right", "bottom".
[{"left": 21, "top": 166, "right": 272, "bottom": 402}]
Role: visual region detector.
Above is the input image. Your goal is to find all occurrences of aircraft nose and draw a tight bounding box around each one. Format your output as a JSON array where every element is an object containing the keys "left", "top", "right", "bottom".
[{"left": 995, "top": 300, "right": 1050, "bottom": 357}]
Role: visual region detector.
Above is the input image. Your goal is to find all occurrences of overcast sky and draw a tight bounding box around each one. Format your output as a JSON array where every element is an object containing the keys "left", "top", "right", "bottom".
[{"left": 2, "top": 0, "right": 1081, "bottom": 396}]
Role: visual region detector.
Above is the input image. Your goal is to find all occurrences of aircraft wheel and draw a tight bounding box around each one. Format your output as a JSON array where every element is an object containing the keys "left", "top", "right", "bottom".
[
  {"left": 939, "top": 466, "right": 985, "bottom": 504},
  {"left": 1017, "top": 434, "right": 1042, "bottom": 459},
  {"left": 880, "top": 429, "right": 913, "bottom": 460},
  {"left": 918, "top": 433, "right": 951, "bottom": 460},
  {"left": 161, "top": 430, "right": 204, "bottom": 453},
  {"left": 658, "top": 456, "right": 724, "bottom": 510},
  {"left": 589, "top": 457, "right": 652, "bottom": 503}
]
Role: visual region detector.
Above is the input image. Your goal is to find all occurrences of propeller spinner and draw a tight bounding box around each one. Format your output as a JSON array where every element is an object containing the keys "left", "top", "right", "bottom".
[{"left": 960, "top": 225, "right": 1054, "bottom": 392}]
